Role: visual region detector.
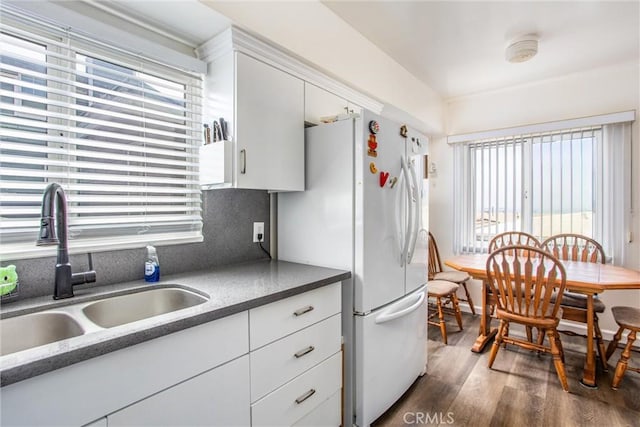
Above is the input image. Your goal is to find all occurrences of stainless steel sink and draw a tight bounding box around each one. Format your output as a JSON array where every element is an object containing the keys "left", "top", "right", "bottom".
[
  {"left": 82, "top": 287, "right": 208, "bottom": 328},
  {"left": 0, "top": 312, "right": 85, "bottom": 356}
]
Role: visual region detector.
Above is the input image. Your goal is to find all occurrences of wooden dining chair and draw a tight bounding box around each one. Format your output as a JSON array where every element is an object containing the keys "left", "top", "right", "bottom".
[
  {"left": 428, "top": 232, "right": 475, "bottom": 315},
  {"left": 541, "top": 234, "right": 608, "bottom": 371},
  {"left": 427, "top": 280, "right": 464, "bottom": 345},
  {"left": 488, "top": 231, "right": 541, "bottom": 253},
  {"left": 486, "top": 231, "right": 542, "bottom": 339},
  {"left": 486, "top": 245, "right": 569, "bottom": 392},
  {"left": 605, "top": 306, "right": 640, "bottom": 389}
]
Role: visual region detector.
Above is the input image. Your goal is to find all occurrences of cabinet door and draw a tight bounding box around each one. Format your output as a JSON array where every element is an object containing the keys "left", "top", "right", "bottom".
[
  {"left": 304, "top": 83, "right": 349, "bottom": 125},
  {"left": 235, "top": 52, "right": 304, "bottom": 191},
  {"left": 109, "top": 355, "right": 250, "bottom": 427}
]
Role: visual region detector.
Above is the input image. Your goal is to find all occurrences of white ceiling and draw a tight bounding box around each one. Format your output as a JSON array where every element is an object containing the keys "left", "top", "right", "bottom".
[
  {"left": 323, "top": 1, "right": 640, "bottom": 99},
  {"left": 87, "top": 1, "right": 639, "bottom": 100}
]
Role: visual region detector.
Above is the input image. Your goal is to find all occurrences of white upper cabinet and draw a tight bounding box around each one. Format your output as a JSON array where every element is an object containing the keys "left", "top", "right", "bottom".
[
  {"left": 235, "top": 53, "right": 304, "bottom": 191},
  {"left": 198, "top": 27, "right": 383, "bottom": 191},
  {"left": 202, "top": 51, "right": 304, "bottom": 191}
]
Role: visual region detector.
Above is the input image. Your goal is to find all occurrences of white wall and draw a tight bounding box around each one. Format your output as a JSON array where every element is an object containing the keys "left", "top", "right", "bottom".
[{"left": 430, "top": 60, "right": 640, "bottom": 337}]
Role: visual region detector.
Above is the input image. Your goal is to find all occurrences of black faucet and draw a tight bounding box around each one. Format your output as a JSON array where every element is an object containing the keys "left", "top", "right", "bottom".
[{"left": 37, "top": 183, "right": 96, "bottom": 299}]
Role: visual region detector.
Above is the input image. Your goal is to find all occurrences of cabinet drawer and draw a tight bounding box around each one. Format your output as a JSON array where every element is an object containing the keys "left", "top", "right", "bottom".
[
  {"left": 249, "top": 282, "right": 341, "bottom": 350},
  {"left": 251, "top": 314, "right": 341, "bottom": 402},
  {"left": 293, "top": 390, "right": 341, "bottom": 427},
  {"left": 251, "top": 352, "right": 341, "bottom": 427}
]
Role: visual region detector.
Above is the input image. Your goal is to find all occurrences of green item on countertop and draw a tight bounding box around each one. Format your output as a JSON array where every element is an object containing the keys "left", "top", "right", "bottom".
[{"left": 0, "top": 265, "right": 18, "bottom": 296}]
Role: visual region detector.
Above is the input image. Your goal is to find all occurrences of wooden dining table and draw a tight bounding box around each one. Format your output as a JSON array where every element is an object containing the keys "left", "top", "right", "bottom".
[{"left": 445, "top": 253, "right": 640, "bottom": 388}]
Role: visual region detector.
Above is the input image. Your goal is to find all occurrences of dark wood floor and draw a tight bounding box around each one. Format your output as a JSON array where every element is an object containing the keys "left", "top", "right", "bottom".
[{"left": 373, "top": 313, "right": 640, "bottom": 427}]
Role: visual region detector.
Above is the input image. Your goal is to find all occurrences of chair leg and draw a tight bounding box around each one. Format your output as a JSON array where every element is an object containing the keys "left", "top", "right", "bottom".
[
  {"left": 451, "top": 293, "right": 463, "bottom": 331},
  {"left": 547, "top": 329, "right": 569, "bottom": 392},
  {"left": 536, "top": 328, "right": 546, "bottom": 355},
  {"left": 436, "top": 297, "right": 448, "bottom": 345},
  {"left": 554, "top": 329, "right": 565, "bottom": 364},
  {"left": 606, "top": 326, "right": 624, "bottom": 361},
  {"left": 612, "top": 330, "right": 636, "bottom": 390},
  {"left": 593, "top": 316, "right": 608, "bottom": 372},
  {"left": 503, "top": 322, "right": 510, "bottom": 348},
  {"left": 526, "top": 326, "right": 533, "bottom": 343},
  {"left": 536, "top": 328, "right": 545, "bottom": 346},
  {"left": 460, "top": 281, "right": 476, "bottom": 315},
  {"left": 488, "top": 319, "right": 507, "bottom": 368}
]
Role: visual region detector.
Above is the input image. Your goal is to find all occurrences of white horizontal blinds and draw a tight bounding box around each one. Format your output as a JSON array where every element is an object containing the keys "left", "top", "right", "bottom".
[{"left": 0, "top": 16, "right": 203, "bottom": 260}]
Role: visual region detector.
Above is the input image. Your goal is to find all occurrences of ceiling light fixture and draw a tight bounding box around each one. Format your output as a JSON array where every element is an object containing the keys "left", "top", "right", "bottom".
[{"left": 505, "top": 35, "right": 538, "bottom": 63}]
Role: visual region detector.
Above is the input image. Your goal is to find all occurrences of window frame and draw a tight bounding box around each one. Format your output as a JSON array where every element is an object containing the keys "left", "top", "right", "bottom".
[
  {"left": 451, "top": 113, "right": 634, "bottom": 263},
  {"left": 458, "top": 129, "right": 600, "bottom": 253},
  {"left": 0, "top": 15, "right": 203, "bottom": 261}
]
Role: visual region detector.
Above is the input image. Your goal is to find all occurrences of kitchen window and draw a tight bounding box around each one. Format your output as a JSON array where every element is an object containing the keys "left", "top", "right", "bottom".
[
  {"left": 0, "top": 12, "right": 203, "bottom": 261},
  {"left": 451, "top": 113, "right": 633, "bottom": 265}
]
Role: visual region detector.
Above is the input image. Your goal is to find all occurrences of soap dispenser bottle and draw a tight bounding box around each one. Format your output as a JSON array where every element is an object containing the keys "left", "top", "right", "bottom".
[{"left": 144, "top": 245, "right": 160, "bottom": 283}]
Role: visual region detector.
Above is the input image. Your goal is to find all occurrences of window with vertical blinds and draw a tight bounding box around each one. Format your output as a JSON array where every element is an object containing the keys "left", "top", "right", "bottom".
[
  {"left": 453, "top": 126, "right": 602, "bottom": 253},
  {"left": 0, "top": 12, "right": 203, "bottom": 260}
]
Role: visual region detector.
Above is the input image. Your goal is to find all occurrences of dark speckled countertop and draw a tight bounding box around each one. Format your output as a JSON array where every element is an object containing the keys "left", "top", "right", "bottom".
[{"left": 0, "top": 259, "right": 350, "bottom": 386}]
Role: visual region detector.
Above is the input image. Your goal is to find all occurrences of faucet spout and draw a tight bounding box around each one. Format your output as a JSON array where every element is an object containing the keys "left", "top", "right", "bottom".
[{"left": 37, "top": 183, "right": 96, "bottom": 299}]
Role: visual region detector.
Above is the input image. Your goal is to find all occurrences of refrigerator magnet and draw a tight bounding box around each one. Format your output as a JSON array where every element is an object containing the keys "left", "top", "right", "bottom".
[
  {"left": 400, "top": 125, "right": 408, "bottom": 137},
  {"left": 389, "top": 176, "right": 398, "bottom": 188},
  {"left": 379, "top": 171, "right": 389, "bottom": 187},
  {"left": 369, "top": 162, "right": 378, "bottom": 174},
  {"left": 368, "top": 120, "right": 380, "bottom": 134},
  {"left": 367, "top": 134, "right": 378, "bottom": 157}
]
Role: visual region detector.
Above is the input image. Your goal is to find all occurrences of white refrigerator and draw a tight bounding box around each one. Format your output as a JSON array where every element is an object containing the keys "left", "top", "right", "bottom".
[{"left": 278, "top": 111, "right": 429, "bottom": 427}]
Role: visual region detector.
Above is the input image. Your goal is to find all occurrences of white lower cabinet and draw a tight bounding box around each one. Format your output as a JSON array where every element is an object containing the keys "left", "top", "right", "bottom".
[
  {"left": 109, "top": 355, "right": 250, "bottom": 427},
  {"left": 249, "top": 283, "right": 341, "bottom": 350},
  {"left": 0, "top": 312, "right": 249, "bottom": 427},
  {"left": 1, "top": 283, "right": 342, "bottom": 427},
  {"left": 249, "top": 282, "right": 342, "bottom": 426},
  {"left": 251, "top": 352, "right": 342, "bottom": 427},
  {"left": 250, "top": 313, "right": 341, "bottom": 402}
]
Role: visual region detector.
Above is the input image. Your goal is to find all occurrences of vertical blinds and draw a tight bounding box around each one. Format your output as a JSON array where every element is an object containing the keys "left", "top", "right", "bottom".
[
  {"left": 0, "top": 12, "right": 203, "bottom": 260},
  {"left": 455, "top": 127, "right": 601, "bottom": 253}
]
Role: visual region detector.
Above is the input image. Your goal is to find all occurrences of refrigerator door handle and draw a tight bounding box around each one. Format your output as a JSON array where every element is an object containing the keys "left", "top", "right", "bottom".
[
  {"left": 406, "top": 158, "right": 421, "bottom": 263},
  {"left": 400, "top": 157, "right": 413, "bottom": 267},
  {"left": 374, "top": 290, "right": 425, "bottom": 324}
]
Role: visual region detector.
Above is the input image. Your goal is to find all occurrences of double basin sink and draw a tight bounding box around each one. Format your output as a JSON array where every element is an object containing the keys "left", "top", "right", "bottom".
[{"left": 0, "top": 287, "right": 209, "bottom": 357}]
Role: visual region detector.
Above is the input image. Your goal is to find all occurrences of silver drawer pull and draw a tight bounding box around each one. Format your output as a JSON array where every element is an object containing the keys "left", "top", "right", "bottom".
[
  {"left": 295, "top": 388, "right": 316, "bottom": 404},
  {"left": 293, "top": 305, "right": 314, "bottom": 316},
  {"left": 294, "top": 345, "right": 315, "bottom": 358},
  {"left": 240, "top": 149, "right": 246, "bottom": 174}
]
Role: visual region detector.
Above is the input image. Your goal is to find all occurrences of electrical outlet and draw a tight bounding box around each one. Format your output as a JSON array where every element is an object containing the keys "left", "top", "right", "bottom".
[{"left": 253, "top": 222, "right": 264, "bottom": 243}]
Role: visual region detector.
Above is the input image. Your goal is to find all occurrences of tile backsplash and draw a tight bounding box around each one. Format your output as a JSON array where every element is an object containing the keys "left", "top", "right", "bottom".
[{"left": 3, "top": 189, "right": 270, "bottom": 301}]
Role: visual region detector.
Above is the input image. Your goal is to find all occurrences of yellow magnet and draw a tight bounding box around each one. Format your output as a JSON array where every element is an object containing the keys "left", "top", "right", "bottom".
[{"left": 369, "top": 162, "right": 378, "bottom": 174}]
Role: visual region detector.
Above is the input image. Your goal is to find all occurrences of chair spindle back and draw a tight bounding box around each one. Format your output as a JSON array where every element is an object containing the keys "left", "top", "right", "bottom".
[
  {"left": 428, "top": 232, "right": 443, "bottom": 280},
  {"left": 486, "top": 245, "right": 566, "bottom": 320},
  {"left": 541, "top": 233, "right": 605, "bottom": 264},
  {"left": 488, "top": 231, "right": 541, "bottom": 253}
]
